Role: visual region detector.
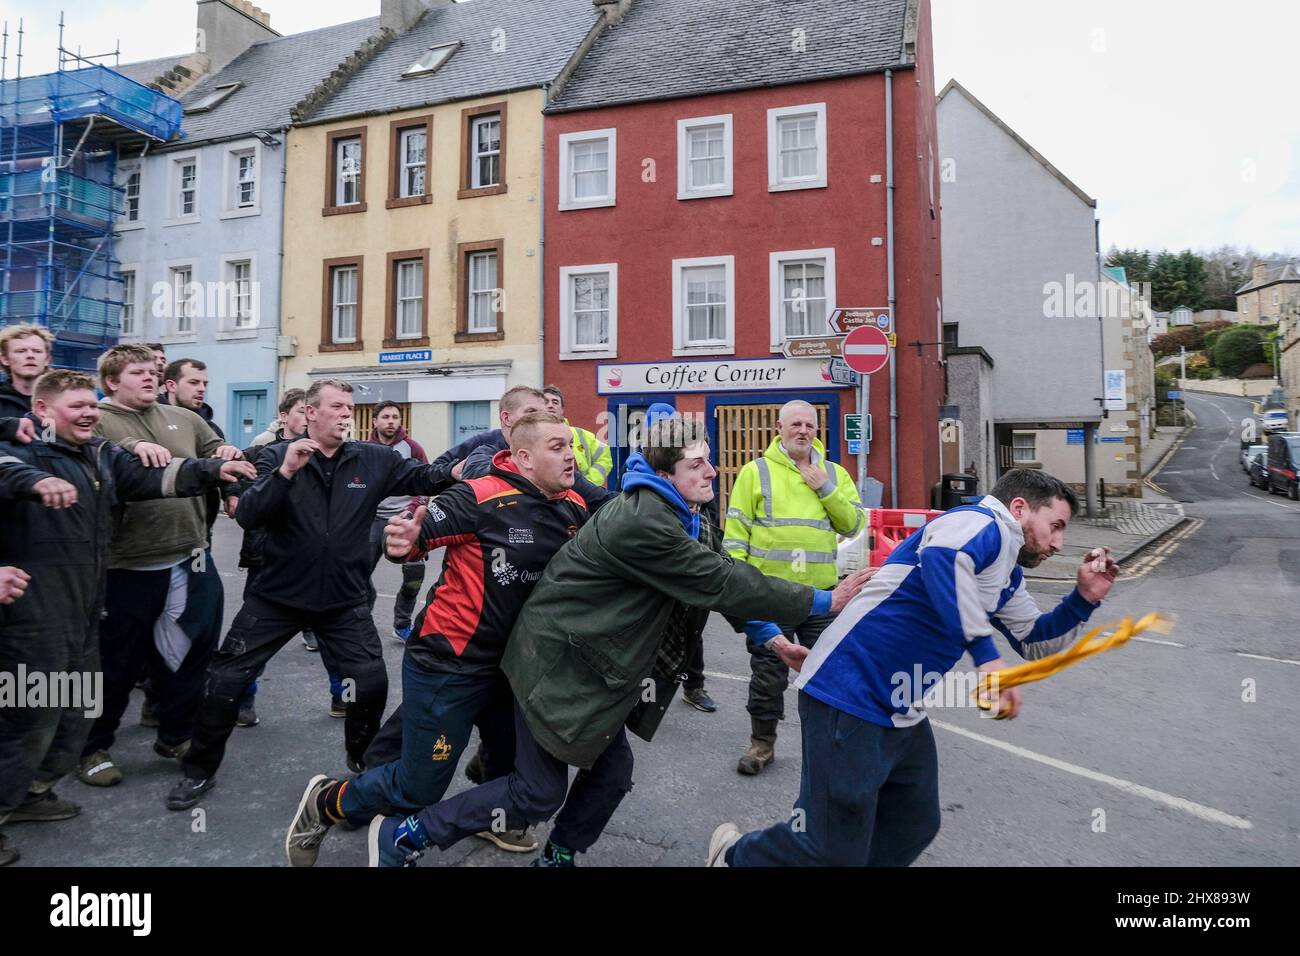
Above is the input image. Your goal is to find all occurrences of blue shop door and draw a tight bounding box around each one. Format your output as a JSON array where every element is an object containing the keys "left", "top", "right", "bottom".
[{"left": 233, "top": 389, "right": 268, "bottom": 445}]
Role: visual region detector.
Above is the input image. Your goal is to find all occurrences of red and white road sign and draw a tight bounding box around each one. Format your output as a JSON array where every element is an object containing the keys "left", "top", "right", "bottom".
[{"left": 841, "top": 325, "right": 891, "bottom": 375}]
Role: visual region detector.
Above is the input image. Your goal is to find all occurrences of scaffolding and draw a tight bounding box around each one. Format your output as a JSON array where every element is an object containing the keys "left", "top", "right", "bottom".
[{"left": 0, "top": 16, "right": 182, "bottom": 370}]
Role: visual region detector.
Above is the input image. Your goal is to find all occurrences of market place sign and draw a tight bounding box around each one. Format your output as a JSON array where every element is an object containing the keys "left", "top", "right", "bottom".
[{"left": 596, "top": 358, "right": 842, "bottom": 395}]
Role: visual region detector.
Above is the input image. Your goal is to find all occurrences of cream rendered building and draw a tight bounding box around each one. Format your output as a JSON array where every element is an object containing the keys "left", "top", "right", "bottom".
[{"left": 278, "top": 0, "right": 616, "bottom": 451}]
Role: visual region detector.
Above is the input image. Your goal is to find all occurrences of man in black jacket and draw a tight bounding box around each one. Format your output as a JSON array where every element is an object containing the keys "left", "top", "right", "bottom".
[
  {"left": 228, "top": 388, "right": 341, "bottom": 727},
  {"left": 0, "top": 370, "right": 251, "bottom": 866},
  {"left": 168, "top": 379, "right": 455, "bottom": 810}
]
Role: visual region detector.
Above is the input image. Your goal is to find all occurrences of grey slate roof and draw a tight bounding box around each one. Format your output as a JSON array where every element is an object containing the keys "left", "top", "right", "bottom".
[
  {"left": 115, "top": 53, "right": 192, "bottom": 87},
  {"left": 1236, "top": 259, "right": 1300, "bottom": 295},
  {"left": 549, "top": 0, "right": 911, "bottom": 113},
  {"left": 303, "top": 0, "right": 602, "bottom": 125},
  {"left": 164, "top": 16, "right": 381, "bottom": 145}
]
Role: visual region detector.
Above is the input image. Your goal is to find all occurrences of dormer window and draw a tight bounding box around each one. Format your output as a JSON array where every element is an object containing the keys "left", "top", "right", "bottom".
[
  {"left": 404, "top": 40, "right": 461, "bottom": 78},
  {"left": 184, "top": 82, "right": 242, "bottom": 114}
]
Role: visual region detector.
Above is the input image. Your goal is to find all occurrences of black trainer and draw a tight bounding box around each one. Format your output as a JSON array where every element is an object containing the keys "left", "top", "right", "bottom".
[
  {"left": 682, "top": 687, "right": 718, "bottom": 713},
  {"left": 166, "top": 776, "right": 215, "bottom": 811}
]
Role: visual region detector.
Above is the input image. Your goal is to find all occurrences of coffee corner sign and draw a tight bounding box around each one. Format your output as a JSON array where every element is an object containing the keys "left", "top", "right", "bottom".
[{"left": 597, "top": 358, "right": 842, "bottom": 395}]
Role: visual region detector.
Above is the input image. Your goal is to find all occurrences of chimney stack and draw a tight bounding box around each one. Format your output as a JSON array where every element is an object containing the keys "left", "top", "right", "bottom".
[
  {"left": 195, "top": 0, "right": 278, "bottom": 75},
  {"left": 382, "top": 0, "right": 449, "bottom": 35},
  {"left": 593, "top": 0, "right": 633, "bottom": 25}
]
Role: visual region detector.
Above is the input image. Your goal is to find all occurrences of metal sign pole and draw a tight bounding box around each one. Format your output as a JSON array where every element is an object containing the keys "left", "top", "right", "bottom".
[{"left": 858, "top": 372, "right": 868, "bottom": 497}]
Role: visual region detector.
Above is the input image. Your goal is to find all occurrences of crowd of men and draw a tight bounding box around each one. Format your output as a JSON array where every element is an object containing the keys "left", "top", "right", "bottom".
[{"left": 0, "top": 322, "right": 1118, "bottom": 867}]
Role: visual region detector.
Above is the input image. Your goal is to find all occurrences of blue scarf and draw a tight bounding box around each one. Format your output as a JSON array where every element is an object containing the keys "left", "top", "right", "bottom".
[{"left": 620, "top": 452, "right": 700, "bottom": 540}]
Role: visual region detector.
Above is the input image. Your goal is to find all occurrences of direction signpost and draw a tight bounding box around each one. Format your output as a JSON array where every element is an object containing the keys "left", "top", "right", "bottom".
[
  {"left": 830, "top": 307, "right": 892, "bottom": 335},
  {"left": 784, "top": 309, "right": 893, "bottom": 499},
  {"left": 781, "top": 335, "right": 843, "bottom": 359},
  {"left": 826, "top": 357, "right": 859, "bottom": 386}
]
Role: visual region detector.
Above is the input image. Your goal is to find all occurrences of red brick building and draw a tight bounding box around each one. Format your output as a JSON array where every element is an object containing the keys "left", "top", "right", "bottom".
[{"left": 543, "top": 0, "right": 945, "bottom": 508}]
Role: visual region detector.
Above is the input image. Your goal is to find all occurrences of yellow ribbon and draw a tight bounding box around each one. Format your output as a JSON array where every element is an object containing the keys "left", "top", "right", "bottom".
[{"left": 974, "top": 612, "right": 1174, "bottom": 716}]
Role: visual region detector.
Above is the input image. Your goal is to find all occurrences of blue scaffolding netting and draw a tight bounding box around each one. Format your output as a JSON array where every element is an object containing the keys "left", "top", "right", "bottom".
[{"left": 1, "top": 61, "right": 182, "bottom": 370}]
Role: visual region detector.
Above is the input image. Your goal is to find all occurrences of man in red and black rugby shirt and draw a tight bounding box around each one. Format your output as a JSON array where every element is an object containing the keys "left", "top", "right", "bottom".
[{"left": 285, "top": 412, "right": 591, "bottom": 866}]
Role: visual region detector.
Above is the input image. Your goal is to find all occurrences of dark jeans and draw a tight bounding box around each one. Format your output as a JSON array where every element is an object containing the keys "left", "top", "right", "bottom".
[
  {"left": 84, "top": 561, "right": 222, "bottom": 755},
  {"left": 414, "top": 701, "right": 634, "bottom": 854},
  {"left": 368, "top": 516, "right": 427, "bottom": 632},
  {"left": 0, "top": 619, "right": 100, "bottom": 819},
  {"left": 682, "top": 628, "right": 706, "bottom": 692},
  {"left": 237, "top": 571, "right": 342, "bottom": 707},
  {"left": 746, "top": 612, "right": 836, "bottom": 722},
  {"left": 342, "top": 655, "right": 515, "bottom": 821},
  {"left": 182, "top": 592, "right": 386, "bottom": 779},
  {"left": 732, "top": 691, "right": 940, "bottom": 867}
]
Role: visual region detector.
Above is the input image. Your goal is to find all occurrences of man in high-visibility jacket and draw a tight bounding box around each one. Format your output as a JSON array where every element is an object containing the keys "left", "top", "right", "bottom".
[
  {"left": 723, "top": 399, "right": 865, "bottom": 775},
  {"left": 543, "top": 385, "right": 612, "bottom": 487}
]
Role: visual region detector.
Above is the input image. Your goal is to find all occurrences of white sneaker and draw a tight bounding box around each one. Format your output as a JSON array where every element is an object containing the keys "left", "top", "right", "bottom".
[{"left": 707, "top": 822, "right": 741, "bottom": 867}]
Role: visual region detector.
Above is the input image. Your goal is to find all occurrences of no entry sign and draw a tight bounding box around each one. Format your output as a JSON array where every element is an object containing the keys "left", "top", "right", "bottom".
[{"left": 841, "top": 325, "right": 891, "bottom": 375}]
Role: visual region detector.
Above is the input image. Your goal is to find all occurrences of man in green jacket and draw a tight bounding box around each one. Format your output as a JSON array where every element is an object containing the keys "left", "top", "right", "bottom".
[
  {"left": 723, "top": 400, "right": 864, "bottom": 775},
  {"left": 78, "top": 344, "right": 245, "bottom": 787},
  {"left": 364, "top": 415, "right": 873, "bottom": 866}
]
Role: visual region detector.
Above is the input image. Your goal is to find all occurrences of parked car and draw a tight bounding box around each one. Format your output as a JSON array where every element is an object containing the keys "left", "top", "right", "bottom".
[
  {"left": 1262, "top": 408, "right": 1291, "bottom": 433},
  {"left": 1248, "top": 448, "right": 1269, "bottom": 488},
  {"left": 1242, "top": 443, "right": 1269, "bottom": 471},
  {"left": 1266, "top": 432, "right": 1300, "bottom": 500}
]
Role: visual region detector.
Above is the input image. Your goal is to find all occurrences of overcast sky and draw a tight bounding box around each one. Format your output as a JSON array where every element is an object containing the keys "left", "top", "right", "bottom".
[{"left": 6, "top": 0, "right": 1296, "bottom": 256}]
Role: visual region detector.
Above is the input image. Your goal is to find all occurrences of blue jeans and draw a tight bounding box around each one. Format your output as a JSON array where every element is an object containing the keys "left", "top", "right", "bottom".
[
  {"left": 731, "top": 691, "right": 941, "bottom": 867},
  {"left": 414, "top": 701, "right": 635, "bottom": 854},
  {"left": 341, "top": 653, "right": 515, "bottom": 822}
]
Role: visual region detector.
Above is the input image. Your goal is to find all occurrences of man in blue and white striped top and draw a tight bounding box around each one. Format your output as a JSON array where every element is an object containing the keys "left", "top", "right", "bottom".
[{"left": 709, "top": 469, "right": 1120, "bottom": 867}]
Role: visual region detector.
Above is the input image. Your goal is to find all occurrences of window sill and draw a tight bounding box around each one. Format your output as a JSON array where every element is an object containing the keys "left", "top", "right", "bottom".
[
  {"left": 116, "top": 221, "right": 145, "bottom": 232},
  {"left": 322, "top": 203, "right": 368, "bottom": 217},
  {"left": 559, "top": 196, "right": 615, "bottom": 211},
  {"left": 215, "top": 329, "right": 260, "bottom": 341},
  {"left": 455, "top": 330, "right": 505, "bottom": 343},
  {"left": 383, "top": 337, "right": 430, "bottom": 348},
  {"left": 458, "top": 184, "right": 507, "bottom": 200},
  {"left": 220, "top": 207, "right": 261, "bottom": 220},
  {"left": 677, "top": 187, "right": 733, "bottom": 201},
  {"left": 320, "top": 341, "right": 364, "bottom": 352},
  {"left": 672, "top": 345, "right": 734, "bottom": 357},
  {"left": 163, "top": 216, "right": 201, "bottom": 227},
  {"left": 386, "top": 195, "right": 432, "bottom": 210},
  {"left": 768, "top": 179, "right": 828, "bottom": 193},
  {"left": 560, "top": 349, "right": 615, "bottom": 361},
  {"left": 160, "top": 333, "right": 197, "bottom": 345}
]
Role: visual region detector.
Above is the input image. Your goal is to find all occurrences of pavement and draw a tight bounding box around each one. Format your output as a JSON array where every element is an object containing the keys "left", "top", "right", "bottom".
[
  {"left": 5, "top": 394, "right": 1297, "bottom": 867},
  {"left": 1022, "top": 421, "right": 1196, "bottom": 583}
]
